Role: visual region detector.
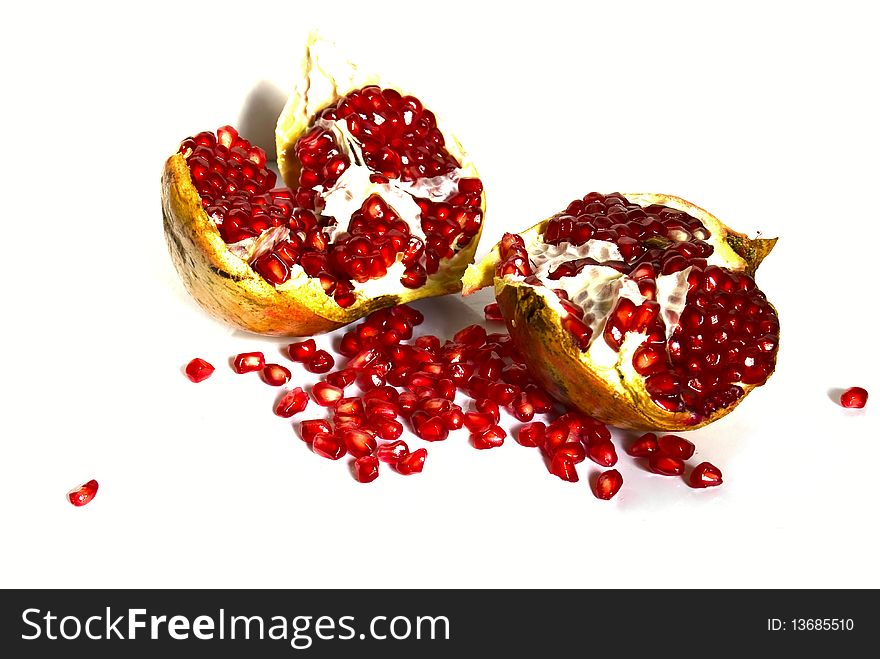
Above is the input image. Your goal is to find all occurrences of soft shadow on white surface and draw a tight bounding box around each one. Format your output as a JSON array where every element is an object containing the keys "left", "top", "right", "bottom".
[{"left": 236, "top": 81, "right": 288, "bottom": 160}]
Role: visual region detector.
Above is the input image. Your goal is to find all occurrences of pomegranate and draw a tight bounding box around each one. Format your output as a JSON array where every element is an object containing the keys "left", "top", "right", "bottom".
[
  {"left": 839, "top": 387, "right": 868, "bottom": 409},
  {"left": 67, "top": 479, "right": 99, "bottom": 507},
  {"left": 465, "top": 192, "right": 779, "bottom": 430},
  {"left": 162, "top": 36, "right": 485, "bottom": 336},
  {"left": 185, "top": 358, "right": 214, "bottom": 383}
]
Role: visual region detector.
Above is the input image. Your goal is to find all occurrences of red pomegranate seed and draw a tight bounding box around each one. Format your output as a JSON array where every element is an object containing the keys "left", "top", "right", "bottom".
[
  {"left": 544, "top": 420, "right": 572, "bottom": 452},
  {"left": 525, "top": 385, "right": 555, "bottom": 414},
  {"left": 349, "top": 347, "right": 380, "bottom": 370},
  {"left": 397, "top": 392, "right": 418, "bottom": 417},
  {"left": 306, "top": 350, "right": 335, "bottom": 373},
  {"left": 488, "top": 382, "right": 518, "bottom": 405},
  {"left": 517, "top": 422, "right": 546, "bottom": 447},
  {"left": 484, "top": 303, "right": 504, "bottom": 322},
  {"left": 354, "top": 455, "right": 379, "bottom": 483},
  {"left": 555, "top": 442, "right": 586, "bottom": 463},
  {"left": 587, "top": 440, "right": 618, "bottom": 467},
  {"left": 441, "top": 407, "right": 465, "bottom": 430},
  {"left": 67, "top": 479, "right": 99, "bottom": 507},
  {"left": 840, "top": 387, "right": 868, "bottom": 409},
  {"left": 371, "top": 416, "right": 404, "bottom": 440},
  {"left": 396, "top": 447, "right": 428, "bottom": 475},
  {"left": 472, "top": 424, "right": 506, "bottom": 449},
  {"left": 185, "top": 358, "right": 215, "bottom": 383},
  {"left": 475, "top": 398, "right": 501, "bottom": 423},
  {"left": 261, "top": 363, "right": 292, "bottom": 386},
  {"left": 414, "top": 415, "right": 448, "bottom": 441},
  {"left": 689, "top": 462, "right": 723, "bottom": 488},
  {"left": 657, "top": 434, "right": 695, "bottom": 460},
  {"left": 274, "top": 387, "right": 309, "bottom": 417},
  {"left": 326, "top": 368, "right": 357, "bottom": 388},
  {"left": 335, "top": 397, "right": 364, "bottom": 415},
  {"left": 232, "top": 352, "right": 265, "bottom": 374},
  {"left": 463, "top": 412, "right": 493, "bottom": 433},
  {"left": 288, "top": 339, "right": 316, "bottom": 362},
  {"left": 342, "top": 429, "right": 377, "bottom": 458},
  {"left": 377, "top": 440, "right": 409, "bottom": 463},
  {"left": 549, "top": 453, "right": 579, "bottom": 482},
  {"left": 453, "top": 324, "right": 487, "bottom": 347},
  {"left": 313, "top": 433, "right": 346, "bottom": 460},
  {"left": 299, "top": 419, "right": 331, "bottom": 443},
  {"left": 312, "top": 381, "right": 344, "bottom": 407},
  {"left": 510, "top": 393, "right": 535, "bottom": 422},
  {"left": 365, "top": 399, "right": 399, "bottom": 418},
  {"left": 626, "top": 433, "right": 659, "bottom": 457},
  {"left": 648, "top": 453, "right": 686, "bottom": 476},
  {"left": 595, "top": 469, "right": 623, "bottom": 500}
]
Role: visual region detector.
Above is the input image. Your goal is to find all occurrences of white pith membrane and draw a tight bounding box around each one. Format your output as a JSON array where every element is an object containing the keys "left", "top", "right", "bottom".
[{"left": 507, "top": 230, "right": 751, "bottom": 407}]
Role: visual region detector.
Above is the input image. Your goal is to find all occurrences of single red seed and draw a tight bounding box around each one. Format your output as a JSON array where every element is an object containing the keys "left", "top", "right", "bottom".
[
  {"left": 517, "top": 422, "right": 546, "bottom": 447},
  {"left": 396, "top": 447, "right": 427, "bottom": 475},
  {"left": 326, "top": 368, "right": 357, "bottom": 388},
  {"left": 689, "top": 462, "right": 723, "bottom": 488},
  {"left": 414, "top": 415, "right": 448, "bottom": 441},
  {"left": 453, "top": 324, "right": 487, "bottom": 347},
  {"left": 288, "top": 339, "right": 317, "bottom": 362},
  {"left": 299, "top": 419, "right": 331, "bottom": 443},
  {"left": 261, "top": 363, "right": 292, "bottom": 386},
  {"left": 595, "top": 469, "right": 623, "bottom": 500},
  {"left": 648, "top": 453, "right": 686, "bottom": 476},
  {"left": 555, "top": 442, "right": 586, "bottom": 463},
  {"left": 484, "top": 303, "right": 504, "bottom": 322},
  {"left": 463, "top": 412, "right": 493, "bottom": 433},
  {"left": 313, "top": 433, "right": 346, "bottom": 460},
  {"left": 488, "top": 382, "right": 518, "bottom": 405},
  {"left": 587, "top": 440, "right": 618, "bottom": 467},
  {"left": 274, "top": 387, "right": 309, "bottom": 417},
  {"left": 354, "top": 455, "right": 380, "bottom": 483},
  {"left": 185, "top": 358, "right": 215, "bottom": 383},
  {"left": 441, "top": 407, "right": 465, "bottom": 430},
  {"left": 510, "top": 393, "right": 535, "bottom": 422},
  {"left": 472, "top": 424, "right": 506, "bottom": 449},
  {"left": 549, "top": 453, "right": 579, "bottom": 482},
  {"left": 67, "top": 479, "right": 99, "bottom": 507},
  {"left": 372, "top": 416, "right": 404, "bottom": 440},
  {"left": 342, "top": 429, "right": 377, "bottom": 458},
  {"left": 840, "top": 387, "right": 868, "bottom": 409},
  {"left": 475, "top": 398, "right": 501, "bottom": 423},
  {"left": 377, "top": 440, "right": 409, "bottom": 463},
  {"left": 306, "top": 350, "right": 335, "bottom": 373},
  {"left": 626, "top": 433, "right": 659, "bottom": 457},
  {"left": 312, "top": 382, "right": 344, "bottom": 406},
  {"left": 232, "top": 352, "right": 265, "bottom": 374},
  {"left": 657, "top": 434, "right": 696, "bottom": 460},
  {"left": 335, "top": 397, "right": 364, "bottom": 416}
]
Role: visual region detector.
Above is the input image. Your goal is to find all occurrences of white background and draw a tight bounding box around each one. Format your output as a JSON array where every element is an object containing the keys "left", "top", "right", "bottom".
[{"left": 2, "top": 0, "right": 878, "bottom": 588}]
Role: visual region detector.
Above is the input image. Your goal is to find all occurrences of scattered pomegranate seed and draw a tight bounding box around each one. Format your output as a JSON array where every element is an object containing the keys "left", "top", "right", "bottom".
[
  {"left": 396, "top": 447, "right": 427, "bottom": 475},
  {"left": 67, "top": 479, "right": 99, "bottom": 507},
  {"left": 517, "top": 422, "right": 546, "bottom": 447},
  {"left": 261, "top": 363, "right": 292, "bottom": 386},
  {"left": 372, "top": 416, "right": 404, "bottom": 440},
  {"left": 689, "top": 462, "right": 723, "bottom": 488},
  {"left": 657, "top": 434, "right": 695, "bottom": 460},
  {"left": 595, "top": 469, "right": 623, "bottom": 500},
  {"left": 312, "top": 381, "right": 344, "bottom": 407},
  {"left": 549, "top": 453, "right": 579, "bottom": 482},
  {"left": 626, "top": 433, "right": 659, "bottom": 457},
  {"left": 185, "top": 358, "right": 215, "bottom": 383},
  {"left": 288, "top": 339, "right": 317, "bottom": 362},
  {"left": 840, "top": 387, "right": 868, "bottom": 409},
  {"left": 648, "top": 453, "right": 686, "bottom": 476},
  {"left": 342, "top": 429, "right": 377, "bottom": 458},
  {"left": 326, "top": 368, "right": 357, "bottom": 388},
  {"left": 313, "top": 433, "right": 346, "bottom": 460},
  {"left": 475, "top": 399, "right": 501, "bottom": 423},
  {"left": 274, "top": 387, "right": 309, "bottom": 418},
  {"left": 299, "top": 419, "right": 331, "bottom": 443},
  {"left": 306, "top": 350, "right": 335, "bottom": 373},
  {"left": 232, "top": 352, "right": 265, "bottom": 374},
  {"left": 463, "top": 412, "right": 493, "bottom": 433},
  {"left": 472, "top": 424, "right": 506, "bottom": 449},
  {"left": 484, "top": 303, "right": 504, "bottom": 322},
  {"left": 587, "top": 440, "right": 618, "bottom": 467},
  {"left": 377, "top": 440, "right": 409, "bottom": 463},
  {"left": 354, "top": 456, "right": 380, "bottom": 483}
]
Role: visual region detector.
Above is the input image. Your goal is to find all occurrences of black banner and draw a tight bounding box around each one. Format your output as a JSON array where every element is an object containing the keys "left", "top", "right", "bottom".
[{"left": 0, "top": 589, "right": 872, "bottom": 655}]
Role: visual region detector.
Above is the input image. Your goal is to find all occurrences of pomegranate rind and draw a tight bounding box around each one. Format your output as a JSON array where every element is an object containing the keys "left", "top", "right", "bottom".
[{"left": 468, "top": 193, "right": 777, "bottom": 431}]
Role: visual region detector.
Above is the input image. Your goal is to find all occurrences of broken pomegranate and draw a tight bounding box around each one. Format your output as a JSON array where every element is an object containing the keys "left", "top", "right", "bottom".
[
  {"left": 840, "top": 387, "right": 868, "bottom": 409},
  {"left": 67, "top": 479, "right": 99, "bottom": 507},
  {"left": 465, "top": 192, "right": 779, "bottom": 430},
  {"left": 185, "top": 358, "right": 214, "bottom": 383},
  {"left": 162, "top": 36, "right": 485, "bottom": 336}
]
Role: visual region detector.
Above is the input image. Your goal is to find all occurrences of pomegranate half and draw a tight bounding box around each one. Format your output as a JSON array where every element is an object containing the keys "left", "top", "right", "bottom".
[
  {"left": 162, "top": 36, "right": 485, "bottom": 336},
  {"left": 464, "top": 192, "right": 779, "bottom": 430}
]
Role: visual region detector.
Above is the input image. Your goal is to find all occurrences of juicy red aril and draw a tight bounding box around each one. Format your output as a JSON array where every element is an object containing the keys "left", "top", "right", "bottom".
[
  {"left": 185, "top": 358, "right": 215, "bottom": 383},
  {"left": 232, "top": 351, "right": 265, "bottom": 374},
  {"left": 335, "top": 397, "right": 364, "bottom": 416},
  {"left": 68, "top": 479, "right": 99, "bottom": 507},
  {"left": 488, "top": 382, "right": 518, "bottom": 405},
  {"left": 587, "top": 441, "right": 618, "bottom": 467},
  {"left": 288, "top": 339, "right": 316, "bottom": 362},
  {"left": 517, "top": 422, "right": 546, "bottom": 447},
  {"left": 261, "top": 363, "right": 291, "bottom": 386},
  {"left": 354, "top": 456, "right": 380, "bottom": 483},
  {"left": 454, "top": 324, "right": 487, "bottom": 347},
  {"left": 595, "top": 469, "right": 623, "bottom": 500},
  {"left": 840, "top": 387, "right": 868, "bottom": 409},
  {"left": 396, "top": 447, "right": 427, "bottom": 475},
  {"left": 510, "top": 393, "right": 535, "bottom": 422},
  {"left": 463, "top": 412, "right": 493, "bottom": 433},
  {"left": 472, "top": 425, "right": 506, "bottom": 449},
  {"left": 689, "top": 462, "right": 723, "bottom": 488},
  {"left": 413, "top": 414, "right": 448, "bottom": 441},
  {"left": 299, "top": 419, "right": 331, "bottom": 443},
  {"left": 342, "top": 430, "right": 377, "bottom": 458},
  {"left": 372, "top": 416, "right": 404, "bottom": 440},
  {"left": 549, "top": 453, "right": 579, "bottom": 482},
  {"left": 554, "top": 442, "right": 586, "bottom": 463},
  {"left": 648, "top": 453, "right": 685, "bottom": 476},
  {"left": 326, "top": 368, "right": 356, "bottom": 388},
  {"left": 441, "top": 408, "right": 464, "bottom": 431},
  {"left": 274, "top": 387, "right": 309, "bottom": 417},
  {"left": 313, "top": 433, "right": 346, "bottom": 460},
  {"left": 484, "top": 303, "right": 504, "bottom": 322},
  {"left": 377, "top": 440, "right": 409, "bottom": 463},
  {"left": 626, "top": 433, "right": 659, "bottom": 457},
  {"left": 657, "top": 434, "right": 695, "bottom": 460},
  {"left": 475, "top": 398, "right": 501, "bottom": 423},
  {"left": 312, "top": 382, "right": 344, "bottom": 407},
  {"left": 306, "top": 350, "right": 335, "bottom": 373}
]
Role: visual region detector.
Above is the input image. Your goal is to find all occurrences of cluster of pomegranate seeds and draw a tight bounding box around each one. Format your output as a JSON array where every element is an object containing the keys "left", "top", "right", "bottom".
[
  {"left": 185, "top": 358, "right": 215, "bottom": 383},
  {"left": 67, "top": 479, "right": 99, "bottom": 507},
  {"left": 627, "top": 432, "right": 721, "bottom": 488},
  {"left": 840, "top": 387, "right": 868, "bottom": 409},
  {"left": 495, "top": 192, "right": 780, "bottom": 422},
  {"left": 291, "top": 85, "right": 483, "bottom": 299}
]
